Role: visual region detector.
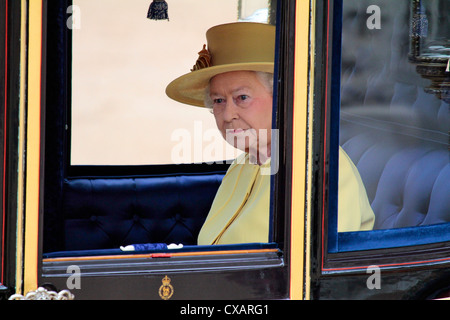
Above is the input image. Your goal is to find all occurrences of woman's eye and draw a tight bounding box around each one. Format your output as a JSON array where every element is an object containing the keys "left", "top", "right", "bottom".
[
  {"left": 213, "top": 98, "right": 225, "bottom": 104},
  {"left": 239, "top": 95, "right": 249, "bottom": 101}
]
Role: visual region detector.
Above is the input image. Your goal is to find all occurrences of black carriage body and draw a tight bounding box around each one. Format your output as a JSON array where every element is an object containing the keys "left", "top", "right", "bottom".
[{"left": 0, "top": 0, "right": 449, "bottom": 300}]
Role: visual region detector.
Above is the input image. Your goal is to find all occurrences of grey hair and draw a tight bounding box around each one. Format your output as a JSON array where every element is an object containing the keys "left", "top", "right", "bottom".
[{"left": 204, "top": 71, "right": 274, "bottom": 110}]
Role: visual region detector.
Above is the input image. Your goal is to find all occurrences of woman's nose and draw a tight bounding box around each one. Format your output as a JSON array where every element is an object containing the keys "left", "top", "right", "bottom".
[{"left": 221, "top": 100, "right": 238, "bottom": 122}]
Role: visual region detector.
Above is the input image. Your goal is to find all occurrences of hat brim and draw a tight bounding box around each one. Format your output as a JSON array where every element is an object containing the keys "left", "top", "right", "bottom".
[{"left": 166, "top": 62, "right": 274, "bottom": 107}]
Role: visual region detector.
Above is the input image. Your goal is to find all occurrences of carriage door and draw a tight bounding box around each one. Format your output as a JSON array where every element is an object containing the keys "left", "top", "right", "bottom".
[{"left": 309, "top": 0, "right": 450, "bottom": 299}]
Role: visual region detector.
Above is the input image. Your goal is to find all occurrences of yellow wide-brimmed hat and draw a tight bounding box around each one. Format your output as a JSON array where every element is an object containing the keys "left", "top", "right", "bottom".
[{"left": 166, "top": 22, "right": 276, "bottom": 107}]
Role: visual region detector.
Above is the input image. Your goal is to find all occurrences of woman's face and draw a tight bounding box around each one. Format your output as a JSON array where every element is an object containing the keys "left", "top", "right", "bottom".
[{"left": 209, "top": 71, "right": 273, "bottom": 162}]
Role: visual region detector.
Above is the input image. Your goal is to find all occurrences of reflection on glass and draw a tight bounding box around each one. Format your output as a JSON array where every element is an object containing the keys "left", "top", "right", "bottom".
[
  {"left": 410, "top": 0, "right": 450, "bottom": 59},
  {"left": 339, "top": 0, "right": 449, "bottom": 231},
  {"left": 409, "top": 0, "right": 450, "bottom": 102}
]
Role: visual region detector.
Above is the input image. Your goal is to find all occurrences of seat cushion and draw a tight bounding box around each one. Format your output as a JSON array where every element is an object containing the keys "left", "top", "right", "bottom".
[{"left": 62, "top": 173, "right": 224, "bottom": 251}]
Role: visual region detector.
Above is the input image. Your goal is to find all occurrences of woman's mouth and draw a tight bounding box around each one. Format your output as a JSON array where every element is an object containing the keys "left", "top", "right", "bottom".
[{"left": 227, "top": 128, "right": 248, "bottom": 134}]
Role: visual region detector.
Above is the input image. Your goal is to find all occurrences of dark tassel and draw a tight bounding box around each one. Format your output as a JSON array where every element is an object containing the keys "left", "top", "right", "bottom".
[{"left": 147, "top": 0, "right": 169, "bottom": 21}]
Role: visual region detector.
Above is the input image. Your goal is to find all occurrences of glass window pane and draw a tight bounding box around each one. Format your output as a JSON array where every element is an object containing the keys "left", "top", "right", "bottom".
[{"left": 338, "top": 0, "right": 449, "bottom": 233}]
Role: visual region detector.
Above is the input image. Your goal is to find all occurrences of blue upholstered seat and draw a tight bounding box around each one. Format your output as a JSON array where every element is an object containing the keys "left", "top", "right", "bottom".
[
  {"left": 60, "top": 172, "right": 225, "bottom": 252},
  {"left": 340, "top": 76, "right": 449, "bottom": 231}
]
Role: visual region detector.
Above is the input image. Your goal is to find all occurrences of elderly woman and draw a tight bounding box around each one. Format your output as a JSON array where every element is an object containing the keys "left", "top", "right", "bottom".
[{"left": 166, "top": 22, "right": 374, "bottom": 245}]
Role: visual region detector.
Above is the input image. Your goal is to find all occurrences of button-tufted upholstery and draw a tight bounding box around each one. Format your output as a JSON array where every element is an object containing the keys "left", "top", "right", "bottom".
[
  {"left": 61, "top": 172, "right": 225, "bottom": 251},
  {"left": 340, "top": 108, "right": 449, "bottom": 229}
]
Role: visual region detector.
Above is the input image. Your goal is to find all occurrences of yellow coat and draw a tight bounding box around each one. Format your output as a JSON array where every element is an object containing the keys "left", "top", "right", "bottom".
[
  {"left": 338, "top": 147, "right": 375, "bottom": 232},
  {"left": 197, "top": 147, "right": 374, "bottom": 245}
]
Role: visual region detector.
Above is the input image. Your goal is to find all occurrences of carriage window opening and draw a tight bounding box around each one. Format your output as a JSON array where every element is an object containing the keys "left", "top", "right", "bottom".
[
  {"left": 70, "top": 0, "right": 275, "bottom": 166},
  {"left": 332, "top": 0, "right": 449, "bottom": 252},
  {"left": 43, "top": 0, "right": 281, "bottom": 257}
]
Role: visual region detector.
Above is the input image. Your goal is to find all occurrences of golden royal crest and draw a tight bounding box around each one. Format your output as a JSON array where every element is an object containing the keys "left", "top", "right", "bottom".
[{"left": 159, "top": 275, "right": 174, "bottom": 300}]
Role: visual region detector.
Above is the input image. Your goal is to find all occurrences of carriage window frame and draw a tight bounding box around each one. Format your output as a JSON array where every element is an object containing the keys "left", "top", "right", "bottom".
[
  {"left": 1, "top": 0, "right": 22, "bottom": 296},
  {"left": 0, "top": 0, "right": 6, "bottom": 290},
  {"left": 321, "top": 0, "right": 450, "bottom": 257}
]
